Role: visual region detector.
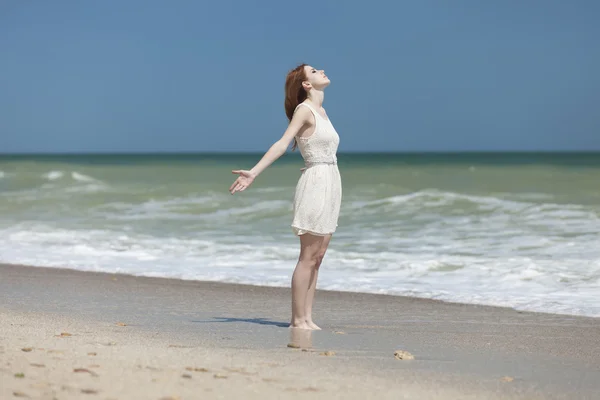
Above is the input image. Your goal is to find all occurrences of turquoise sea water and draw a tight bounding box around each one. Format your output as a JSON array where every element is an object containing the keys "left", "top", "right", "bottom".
[{"left": 1, "top": 152, "right": 599, "bottom": 317}]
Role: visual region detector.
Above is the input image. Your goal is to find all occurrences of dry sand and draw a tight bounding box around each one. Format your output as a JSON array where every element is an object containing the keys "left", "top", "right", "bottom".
[{"left": 1, "top": 263, "right": 599, "bottom": 399}]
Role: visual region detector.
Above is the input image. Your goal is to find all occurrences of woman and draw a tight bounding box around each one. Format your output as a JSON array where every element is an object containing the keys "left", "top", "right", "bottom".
[{"left": 229, "top": 64, "right": 341, "bottom": 330}]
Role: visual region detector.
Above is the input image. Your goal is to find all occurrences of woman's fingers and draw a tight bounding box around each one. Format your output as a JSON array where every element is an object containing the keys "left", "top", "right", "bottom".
[
  {"left": 230, "top": 181, "right": 247, "bottom": 194},
  {"left": 230, "top": 177, "right": 243, "bottom": 193},
  {"left": 229, "top": 171, "right": 251, "bottom": 194}
]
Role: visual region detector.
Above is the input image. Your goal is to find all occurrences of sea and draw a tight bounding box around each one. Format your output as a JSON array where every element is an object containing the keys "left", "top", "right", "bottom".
[{"left": 1, "top": 153, "right": 599, "bottom": 318}]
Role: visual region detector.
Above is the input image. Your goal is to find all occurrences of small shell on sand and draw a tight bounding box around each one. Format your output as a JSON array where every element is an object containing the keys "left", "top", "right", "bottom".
[
  {"left": 394, "top": 350, "right": 415, "bottom": 360},
  {"left": 501, "top": 376, "right": 514, "bottom": 382}
]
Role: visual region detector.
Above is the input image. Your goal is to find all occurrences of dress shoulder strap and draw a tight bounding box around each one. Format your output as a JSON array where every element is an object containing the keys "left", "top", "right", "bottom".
[
  {"left": 294, "top": 102, "right": 312, "bottom": 113},
  {"left": 293, "top": 103, "right": 320, "bottom": 140},
  {"left": 294, "top": 102, "right": 320, "bottom": 120}
]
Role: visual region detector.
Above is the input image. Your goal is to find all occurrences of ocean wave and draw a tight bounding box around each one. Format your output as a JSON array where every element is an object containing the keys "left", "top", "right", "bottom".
[
  {"left": 350, "top": 189, "right": 532, "bottom": 209},
  {"left": 42, "top": 171, "right": 65, "bottom": 181},
  {"left": 39, "top": 170, "right": 101, "bottom": 183},
  {"left": 105, "top": 199, "right": 290, "bottom": 221},
  {"left": 347, "top": 190, "right": 599, "bottom": 220},
  {"left": 64, "top": 183, "right": 109, "bottom": 194},
  {"left": 71, "top": 172, "right": 98, "bottom": 182},
  {"left": 254, "top": 187, "right": 288, "bottom": 193},
  {"left": 0, "top": 222, "right": 598, "bottom": 317},
  {"left": 97, "top": 194, "right": 239, "bottom": 215}
]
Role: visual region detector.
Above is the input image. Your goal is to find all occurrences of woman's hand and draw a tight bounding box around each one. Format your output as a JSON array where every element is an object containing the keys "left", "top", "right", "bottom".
[{"left": 229, "top": 170, "right": 256, "bottom": 194}]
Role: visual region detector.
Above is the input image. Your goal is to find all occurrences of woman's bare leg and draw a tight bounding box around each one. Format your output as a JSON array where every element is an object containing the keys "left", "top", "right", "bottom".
[
  {"left": 290, "top": 233, "right": 325, "bottom": 329},
  {"left": 305, "top": 234, "right": 331, "bottom": 330}
]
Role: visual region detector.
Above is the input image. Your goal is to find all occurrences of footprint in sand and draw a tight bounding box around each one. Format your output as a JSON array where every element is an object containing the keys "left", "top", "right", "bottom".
[
  {"left": 223, "top": 367, "right": 256, "bottom": 376},
  {"left": 285, "top": 387, "right": 321, "bottom": 392},
  {"left": 262, "top": 377, "right": 281, "bottom": 383},
  {"left": 319, "top": 351, "right": 335, "bottom": 356},
  {"left": 185, "top": 367, "right": 209, "bottom": 372},
  {"left": 74, "top": 368, "right": 98, "bottom": 377}
]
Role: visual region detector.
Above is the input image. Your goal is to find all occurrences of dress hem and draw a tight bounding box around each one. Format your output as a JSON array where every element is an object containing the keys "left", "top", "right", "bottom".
[{"left": 291, "top": 225, "right": 336, "bottom": 237}]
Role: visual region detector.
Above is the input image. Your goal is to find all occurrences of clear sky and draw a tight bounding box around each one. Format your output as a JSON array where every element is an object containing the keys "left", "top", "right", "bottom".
[{"left": 1, "top": 0, "right": 599, "bottom": 153}]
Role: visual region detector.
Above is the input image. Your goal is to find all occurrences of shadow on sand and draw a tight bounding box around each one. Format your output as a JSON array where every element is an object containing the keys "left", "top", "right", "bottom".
[{"left": 191, "top": 317, "right": 289, "bottom": 328}]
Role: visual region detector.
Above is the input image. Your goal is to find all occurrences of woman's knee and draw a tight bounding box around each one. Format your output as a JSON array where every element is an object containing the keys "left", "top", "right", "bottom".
[
  {"left": 314, "top": 253, "right": 325, "bottom": 270},
  {"left": 311, "top": 253, "right": 326, "bottom": 270},
  {"left": 300, "top": 253, "right": 324, "bottom": 270}
]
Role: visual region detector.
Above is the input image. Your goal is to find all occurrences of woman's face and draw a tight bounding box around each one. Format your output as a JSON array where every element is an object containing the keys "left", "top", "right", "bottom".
[{"left": 303, "top": 65, "right": 330, "bottom": 90}]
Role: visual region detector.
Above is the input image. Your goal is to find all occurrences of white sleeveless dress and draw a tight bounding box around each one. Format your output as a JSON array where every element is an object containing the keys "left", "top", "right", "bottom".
[{"left": 291, "top": 102, "right": 342, "bottom": 236}]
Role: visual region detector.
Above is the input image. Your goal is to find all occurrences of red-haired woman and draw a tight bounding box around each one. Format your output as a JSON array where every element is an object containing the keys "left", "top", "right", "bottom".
[{"left": 229, "top": 64, "right": 341, "bottom": 330}]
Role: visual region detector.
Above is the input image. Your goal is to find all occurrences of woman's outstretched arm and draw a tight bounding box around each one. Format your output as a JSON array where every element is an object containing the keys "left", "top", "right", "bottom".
[{"left": 229, "top": 106, "right": 311, "bottom": 194}]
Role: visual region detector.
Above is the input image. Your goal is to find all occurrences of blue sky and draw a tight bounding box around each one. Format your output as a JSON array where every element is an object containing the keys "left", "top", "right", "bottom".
[{"left": 1, "top": 0, "right": 599, "bottom": 153}]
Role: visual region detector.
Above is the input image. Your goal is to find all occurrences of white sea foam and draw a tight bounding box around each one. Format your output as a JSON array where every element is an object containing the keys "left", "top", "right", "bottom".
[
  {"left": 0, "top": 215, "right": 599, "bottom": 318},
  {"left": 38, "top": 170, "right": 101, "bottom": 184},
  {"left": 71, "top": 172, "right": 98, "bottom": 182},
  {"left": 2, "top": 165, "right": 600, "bottom": 320},
  {"left": 43, "top": 171, "right": 64, "bottom": 180}
]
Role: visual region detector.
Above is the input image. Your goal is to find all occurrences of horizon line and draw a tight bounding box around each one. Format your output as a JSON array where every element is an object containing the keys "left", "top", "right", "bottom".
[{"left": 2, "top": 150, "right": 600, "bottom": 156}]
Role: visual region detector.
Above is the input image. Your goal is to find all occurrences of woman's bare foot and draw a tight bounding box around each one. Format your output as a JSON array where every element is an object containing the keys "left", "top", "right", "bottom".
[
  {"left": 289, "top": 321, "right": 311, "bottom": 330},
  {"left": 306, "top": 320, "right": 321, "bottom": 330}
]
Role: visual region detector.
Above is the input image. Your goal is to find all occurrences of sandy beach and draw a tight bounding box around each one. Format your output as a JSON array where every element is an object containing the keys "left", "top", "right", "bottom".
[{"left": 1, "top": 263, "right": 599, "bottom": 399}]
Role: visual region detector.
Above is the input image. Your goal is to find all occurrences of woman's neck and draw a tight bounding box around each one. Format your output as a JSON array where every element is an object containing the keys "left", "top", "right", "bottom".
[{"left": 307, "top": 90, "right": 324, "bottom": 108}]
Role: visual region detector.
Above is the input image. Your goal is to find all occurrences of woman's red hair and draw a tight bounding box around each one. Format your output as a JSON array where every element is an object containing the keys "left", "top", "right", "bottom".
[{"left": 284, "top": 64, "right": 308, "bottom": 150}]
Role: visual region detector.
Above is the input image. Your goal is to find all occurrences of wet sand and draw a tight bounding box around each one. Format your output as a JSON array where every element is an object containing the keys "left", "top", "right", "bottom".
[{"left": 1, "top": 263, "right": 599, "bottom": 399}]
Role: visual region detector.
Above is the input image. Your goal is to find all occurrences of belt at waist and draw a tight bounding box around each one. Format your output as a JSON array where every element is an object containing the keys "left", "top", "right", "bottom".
[{"left": 304, "top": 160, "right": 337, "bottom": 168}]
